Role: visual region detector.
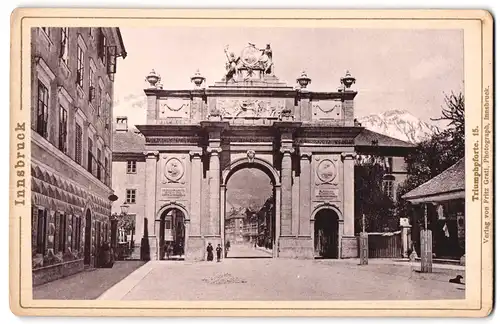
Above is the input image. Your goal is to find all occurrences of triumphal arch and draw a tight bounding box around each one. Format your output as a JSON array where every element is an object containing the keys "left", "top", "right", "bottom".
[{"left": 137, "top": 43, "right": 362, "bottom": 260}]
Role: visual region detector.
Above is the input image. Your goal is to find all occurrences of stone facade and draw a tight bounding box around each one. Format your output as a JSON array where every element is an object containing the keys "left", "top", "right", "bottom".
[
  {"left": 113, "top": 44, "right": 413, "bottom": 261},
  {"left": 31, "top": 27, "right": 126, "bottom": 285}
]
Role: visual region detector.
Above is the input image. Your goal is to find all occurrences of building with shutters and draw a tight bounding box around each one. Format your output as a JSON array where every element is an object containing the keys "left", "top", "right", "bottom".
[{"left": 30, "top": 27, "right": 126, "bottom": 286}]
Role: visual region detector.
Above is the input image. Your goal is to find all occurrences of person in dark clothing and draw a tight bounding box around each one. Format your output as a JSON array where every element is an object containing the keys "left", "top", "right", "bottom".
[
  {"left": 206, "top": 243, "right": 214, "bottom": 261},
  {"left": 216, "top": 244, "right": 223, "bottom": 262},
  {"left": 225, "top": 241, "right": 230, "bottom": 258}
]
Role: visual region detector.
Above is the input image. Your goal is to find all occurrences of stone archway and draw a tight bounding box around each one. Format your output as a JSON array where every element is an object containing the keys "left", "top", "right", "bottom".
[
  {"left": 311, "top": 205, "right": 344, "bottom": 259},
  {"left": 221, "top": 156, "right": 281, "bottom": 257},
  {"left": 156, "top": 203, "right": 190, "bottom": 260}
]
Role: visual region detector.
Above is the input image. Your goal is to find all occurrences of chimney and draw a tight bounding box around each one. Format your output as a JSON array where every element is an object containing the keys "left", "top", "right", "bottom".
[{"left": 116, "top": 116, "right": 128, "bottom": 132}]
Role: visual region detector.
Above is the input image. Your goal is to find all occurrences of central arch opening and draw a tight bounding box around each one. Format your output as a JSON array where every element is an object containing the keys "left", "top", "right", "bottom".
[
  {"left": 159, "top": 208, "right": 186, "bottom": 261},
  {"left": 224, "top": 167, "right": 275, "bottom": 259}
]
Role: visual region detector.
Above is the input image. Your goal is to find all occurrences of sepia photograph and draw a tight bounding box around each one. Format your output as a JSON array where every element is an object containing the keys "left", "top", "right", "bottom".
[{"left": 9, "top": 9, "right": 493, "bottom": 317}]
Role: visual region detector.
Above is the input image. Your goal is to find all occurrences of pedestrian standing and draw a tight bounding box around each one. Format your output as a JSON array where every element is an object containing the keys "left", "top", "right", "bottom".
[
  {"left": 206, "top": 243, "right": 214, "bottom": 261},
  {"left": 225, "top": 240, "right": 230, "bottom": 258},
  {"left": 167, "top": 243, "right": 173, "bottom": 260},
  {"left": 216, "top": 244, "right": 222, "bottom": 262}
]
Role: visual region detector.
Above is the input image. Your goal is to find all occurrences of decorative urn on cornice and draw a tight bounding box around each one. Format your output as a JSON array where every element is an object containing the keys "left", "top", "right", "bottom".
[
  {"left": 190, "top": 69, "right": 206, "bottom": 88},
  {"left": 340, "top": 70, "right": 356, "bottom": 89},
  {"left": 296, "top": 70, "right": 311, "bottom": 89},
  {"left": 145, "top": 69, "right": 160, "bottom": 88}
]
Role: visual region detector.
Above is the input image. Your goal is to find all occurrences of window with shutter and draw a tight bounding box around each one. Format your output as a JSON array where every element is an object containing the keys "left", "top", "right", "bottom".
[
  {"left": 60, "top": 27, "right": 69, "bottom": 64},
  {"left": 58, "top": 106, "right": 68, "bottom": 153},
  {"left": 77, "top": 45, "right": 84, "bottom": 87},
  {"left": 36, "top": 81, "right": 49, "bottom": 138},
  {"left": 107, "top": 45, "right": 117, "bottom": 74},
  {"left": 97, "top": 148, "right": 102, "bottom": 180},
  {"left": 89, "top": 65, "right": 95, "bottom": 102},
  {"left": 75, "top": 124, "right": 82, "bottom": 165},
  {"left": 36, "top": 209, "right": 47, "bottom": 255},
  {"left": 87, "top": 138, "right": 93, "bottom": 174},
  {"left": 54, "top": 212, "right": 60, "bottom": 254}
]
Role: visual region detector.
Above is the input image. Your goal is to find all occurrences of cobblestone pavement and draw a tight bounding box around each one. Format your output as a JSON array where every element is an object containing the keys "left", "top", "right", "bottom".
[
  {"left": 33, "top": 261, "right": 146, "bottom": 300},
  {"left": 99, "top": 246, "right": 465, "bottom": 301}
]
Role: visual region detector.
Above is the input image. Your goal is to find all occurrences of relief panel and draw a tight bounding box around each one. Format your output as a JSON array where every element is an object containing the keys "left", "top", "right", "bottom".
[
  {"left": 216, "top": 97, "right": 285, "bottom": 118},
  {"left": 312, "top": 154, "right": 341, "bottom": 202},
  {"left": 312, "top": 99, "right": 342, "bottom": 121},
  {"left": 157, "top": 98, "right": 191, "bottom": 119},
  {"left": 158, "top": 154, "right": 190, "bottom": 204}
]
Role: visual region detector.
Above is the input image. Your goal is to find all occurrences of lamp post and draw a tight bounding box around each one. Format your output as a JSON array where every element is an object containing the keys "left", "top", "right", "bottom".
[
  {"left": 111, "top": 202, "right": 130, "bottom": 260},
  {"left": 119, "top": 202, "right": 132, "bottom": 250}
]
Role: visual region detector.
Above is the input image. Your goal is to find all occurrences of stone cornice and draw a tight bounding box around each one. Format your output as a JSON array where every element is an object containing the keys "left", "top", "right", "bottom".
[
  {"left": 341, "top": 152, "right": 357, "bottom": 160},
  {"left": 206, "top": 147, "right": 222, "bottom": 155},
  {"left": 143, "top": 150, "right": 159, "bottom": 158},
  {"left": 280, "top": 147, "right": 295, "bottom": 155},
  {"left": 143, "top": 86, "right": 357, "bottom": 101},
  {"left": 300, "top": 152, "right": 312, "bottom": 160},
  {"left": 189, "top": 149, "right": 203, "bottom": 158}
]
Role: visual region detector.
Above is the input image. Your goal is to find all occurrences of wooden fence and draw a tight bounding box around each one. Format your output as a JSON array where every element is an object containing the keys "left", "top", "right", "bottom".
[{"left": 367, "top": 231, "right": 402, "bottom": 258}]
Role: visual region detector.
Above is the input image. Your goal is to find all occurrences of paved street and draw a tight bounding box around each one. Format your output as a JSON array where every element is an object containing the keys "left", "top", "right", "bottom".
[
  {"left": 98, "top": 258, "right": 465, "bottom": 301},
  {"left": 226, "top": 243, "right": 272, "bottom": 258},
  {"left": 33, "top": 261, "right": 146, "bottom": 300}
]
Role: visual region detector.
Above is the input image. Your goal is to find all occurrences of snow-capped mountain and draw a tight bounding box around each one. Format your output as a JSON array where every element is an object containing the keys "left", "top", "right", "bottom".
[{"left": 356, "top": 110, "right": 441, "bottom": 144}]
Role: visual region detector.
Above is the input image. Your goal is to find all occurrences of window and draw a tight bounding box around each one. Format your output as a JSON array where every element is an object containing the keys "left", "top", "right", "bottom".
[
  {"left": 127, "top": 160, "right": 137, "bottom": 174},
  {"left": 58, "top": 106, "right": 68, "bottom": 153},
  {"left": 76, "top": 45, "right": 84, "bottom": 87},
  {"left": 165, "top": 217, "right": 172, "bottom": 229},
  {"left": 105, "top": 96, "right": 111, "bottom": 123},
  {"left": 385, "top": 157, "right": 394, "bottom": 173},
  {"left": 57, "top": 212, "right": 66, "bottom": 253},
  {"left": 96, "top": 222, "right": 102, "bottom": 250},
  {"left": 89, "top": 65, "right": 95, "bottom": 102},
  {"left": 75, "top": 124, "right": 82, "bottom": 165},
  {"left": 73, "top": 216, "right": 81, "bottom": 251},
  {"left": 97, "top": 148, "right": 102, "bottom": 180},
  {"left": 97, "top": 85, "right": 103, "bottom": 116},
  {"left": 104, "top": 223, "right": 108, "bottom": 242},
  {"left": 59, "top": 27, "right": 69, "bottom": 63},
  {"left": 126, "top": 189, "right": 136, "bottom": 204},
  {"left": 87, "top": 138, "right": 93, "bottom": 174},
  {"left": 383, "top": 180, "right": 394, "bottom": 200},
  {"left": 104, "top": 157, "right": 109, "bottom": 185},
  {"left": 36, "top": 81, "right": 49, "bottom": 138},
  {"left": 35, "top": 208, "right": 47, "bottom": 255},
  {"left": 100, "top": 32, "right": 108, "bottom": 66}
]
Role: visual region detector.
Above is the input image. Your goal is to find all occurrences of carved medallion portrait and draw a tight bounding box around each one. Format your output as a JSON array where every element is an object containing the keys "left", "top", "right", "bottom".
[
  {"left": 316, "top": 159, "right": 337, "bottom": 183},
  {"left": 164, "top": 158, "right": 184, "bottom": 182}
]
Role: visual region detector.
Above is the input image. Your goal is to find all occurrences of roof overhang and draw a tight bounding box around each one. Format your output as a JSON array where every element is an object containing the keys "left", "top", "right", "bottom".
[{"left": 403, "top": 189, "right": 465, "bottom": 204}]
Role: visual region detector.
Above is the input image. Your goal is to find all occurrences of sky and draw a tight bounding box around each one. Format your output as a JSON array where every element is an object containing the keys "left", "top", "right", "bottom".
[{"left": 112, "top": 27, "right": 464, "bottom": 127}]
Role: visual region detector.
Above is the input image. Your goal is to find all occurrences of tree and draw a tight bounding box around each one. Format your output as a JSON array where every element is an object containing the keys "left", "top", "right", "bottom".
[
  {"left": 395, "top": 91, "right": 465, "bottom": 219},
  {"left": 355, "top": 155, "right": 396, "bottom": 233}
]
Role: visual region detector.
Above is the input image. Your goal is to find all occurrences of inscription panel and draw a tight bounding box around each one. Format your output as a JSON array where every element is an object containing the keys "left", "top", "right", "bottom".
[
  {"left": 161, "top": 188, "right": 187, "bottom": 199},
  {"left": 314, "top": 188, "right": 339, "bottom": 200}
]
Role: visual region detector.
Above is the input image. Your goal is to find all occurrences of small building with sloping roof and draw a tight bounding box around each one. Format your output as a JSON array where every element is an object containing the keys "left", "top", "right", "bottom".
[{"left": 402, "top": 158, "right": 465, "bottom": 261}]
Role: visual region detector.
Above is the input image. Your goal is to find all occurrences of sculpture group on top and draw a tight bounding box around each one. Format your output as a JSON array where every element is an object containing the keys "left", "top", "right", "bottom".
[{"left": 224, "top": 43, "right": 274, "bottom": 81}]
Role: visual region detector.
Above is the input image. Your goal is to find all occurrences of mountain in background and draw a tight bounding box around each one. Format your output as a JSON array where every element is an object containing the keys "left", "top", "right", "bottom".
[
  {"left": 356, "top": 109, "right": 441, "bottom": 144},
  {"left": 226, "top": 169, "right": 272, "bottom": 211}
]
